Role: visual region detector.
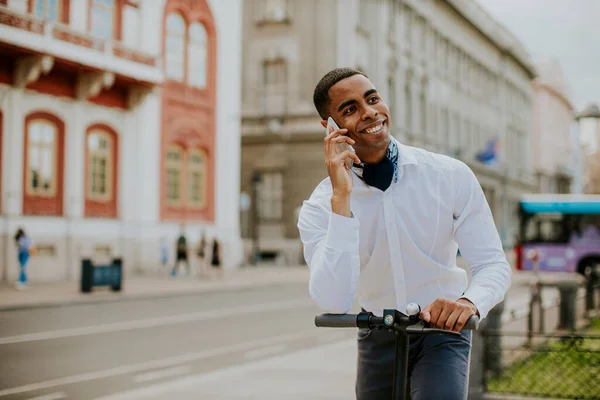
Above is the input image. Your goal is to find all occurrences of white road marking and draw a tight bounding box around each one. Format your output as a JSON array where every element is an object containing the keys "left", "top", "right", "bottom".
[
  {"left": 95, "top": 339, "right": 357, "bottom": 400},
  {"left": 243, "top": 344, "right": 287, "bottom": 359},
  {"left": 0, "top": 328, "right": 323, "bottom": 397},
  {"left": 133, "top": 366, "right": 192, "bottom": 383},
  {"left": 25, "top": 392, "right": 67, "bottom": 400},
  {"left": 0, "top": 298, "right": 313, "bottom": 345}
]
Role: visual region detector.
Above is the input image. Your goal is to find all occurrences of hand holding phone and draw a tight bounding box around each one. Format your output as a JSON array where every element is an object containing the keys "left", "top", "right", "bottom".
[
  {"left": 326, "top": 117, "right": 356, "bottom": 169},
  {"left": 324, "top": 117, "right": 360, "bottom": 215}
]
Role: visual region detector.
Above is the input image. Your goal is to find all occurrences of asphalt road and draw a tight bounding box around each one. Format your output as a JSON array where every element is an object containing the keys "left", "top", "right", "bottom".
[
  {"left": 0, "top": 273, "right": 550, "bottom": 400},
  {"left": 0, "top": 282, "right": 355, "bottom": 400}
]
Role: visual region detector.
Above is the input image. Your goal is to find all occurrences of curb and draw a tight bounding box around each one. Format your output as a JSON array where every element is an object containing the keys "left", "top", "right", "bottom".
[{"left": 0, "top": 276, "right": 308, "bottom": 312}]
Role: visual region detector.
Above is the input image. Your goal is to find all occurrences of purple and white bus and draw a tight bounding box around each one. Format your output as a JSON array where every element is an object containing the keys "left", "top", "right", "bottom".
[{"left": 516, "top": 194, "right": 600, "bottom": 275}]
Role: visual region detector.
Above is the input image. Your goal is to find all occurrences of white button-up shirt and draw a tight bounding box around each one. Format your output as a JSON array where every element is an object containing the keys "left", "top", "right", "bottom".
[{"left": 297, "top": 138, "right": 511, "bottom": 319}]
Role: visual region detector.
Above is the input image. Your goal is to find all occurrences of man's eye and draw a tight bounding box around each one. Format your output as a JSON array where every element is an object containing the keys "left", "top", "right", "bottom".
[
  {"left": 343, "top": 106, "right": 356, "bottom": 115},
  {"left": 368, "top": 96, "right": 379, "bottom": 103}
]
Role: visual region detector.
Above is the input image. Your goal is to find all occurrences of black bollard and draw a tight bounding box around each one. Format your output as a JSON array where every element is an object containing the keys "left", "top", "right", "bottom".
[
  {"left": 557, "top": 281, "right": 580, "bottom": 331},
  {"left": 585, "top": 266, "right": 596, "bottom": 314},
  {"left": 485, "top": 300, "right": 505, "bottom": 375},
  {"left": 469, "top": 301, "right": 505, "bottom": 399}
]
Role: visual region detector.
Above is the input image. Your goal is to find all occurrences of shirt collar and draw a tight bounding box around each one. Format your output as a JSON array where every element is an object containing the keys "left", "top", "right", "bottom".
[
  {"left": 393, "top": 137, "right": 418, "bottom": 167},
  {"left": 351, "top": 136, "right": 419, "bottom": 185}
]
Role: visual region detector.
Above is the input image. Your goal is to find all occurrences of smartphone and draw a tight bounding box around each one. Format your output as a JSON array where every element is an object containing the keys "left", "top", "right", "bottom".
[{"left": 326, "top": 117, "right": 355, "bottom": 169}]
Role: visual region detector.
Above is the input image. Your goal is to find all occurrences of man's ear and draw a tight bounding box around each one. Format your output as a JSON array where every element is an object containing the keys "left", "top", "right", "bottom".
[{"left": 320, "top": 120, "right": 327, "bottom": 129}]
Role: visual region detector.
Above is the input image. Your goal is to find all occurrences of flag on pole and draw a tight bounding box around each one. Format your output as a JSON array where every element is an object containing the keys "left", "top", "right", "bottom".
[{"left": 475, "top": 137, "right": 500, "bottom": 166}]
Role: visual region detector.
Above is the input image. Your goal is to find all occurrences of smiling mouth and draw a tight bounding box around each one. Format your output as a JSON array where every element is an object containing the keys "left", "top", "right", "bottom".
[{"left": 361, "top": 120, "right": 386, "bottom": 135}]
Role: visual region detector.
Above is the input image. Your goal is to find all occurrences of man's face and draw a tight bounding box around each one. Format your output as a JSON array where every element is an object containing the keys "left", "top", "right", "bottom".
[{"left": 324, "top": 74, "right": 391, "bottom": 154}]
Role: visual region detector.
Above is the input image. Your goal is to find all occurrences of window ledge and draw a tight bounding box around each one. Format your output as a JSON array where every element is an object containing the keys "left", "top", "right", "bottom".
[{"left": 255, "top": 17, "right": 291, "bottom": 27}]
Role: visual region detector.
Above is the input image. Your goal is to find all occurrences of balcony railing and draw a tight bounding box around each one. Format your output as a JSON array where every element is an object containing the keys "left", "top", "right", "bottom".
[{"left": 0, "top": 6, "right": 158, "bottom": 68}]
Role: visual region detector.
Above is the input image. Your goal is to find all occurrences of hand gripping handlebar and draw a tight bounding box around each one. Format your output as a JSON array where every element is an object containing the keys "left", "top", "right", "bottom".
[{"left": 315, "top": 308, "right": 479, "bottom": 336}]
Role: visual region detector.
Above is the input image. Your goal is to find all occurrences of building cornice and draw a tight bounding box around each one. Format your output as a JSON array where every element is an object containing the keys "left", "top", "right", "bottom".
[
  {"left": 532, "top": 80, "right": 574, "bottom": 112},
  {"left": 442, "top": 0, "right": 537, "bottom": 79}
]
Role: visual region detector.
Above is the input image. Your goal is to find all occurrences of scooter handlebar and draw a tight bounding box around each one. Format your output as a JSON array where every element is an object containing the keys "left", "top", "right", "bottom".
[{"left": 315, "top": 312, "right": 479, "bottom": 331}]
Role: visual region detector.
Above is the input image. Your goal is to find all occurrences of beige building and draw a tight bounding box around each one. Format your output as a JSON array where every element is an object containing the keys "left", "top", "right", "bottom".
[
  {"left": 240, "top": 0, "right": 537, "bottom": 264},
  {"left": 531, "top": 59, "right": 575, "bottom": 194},
  {"left": 577, "top": 103, "right": 600, "bottom": 194}
]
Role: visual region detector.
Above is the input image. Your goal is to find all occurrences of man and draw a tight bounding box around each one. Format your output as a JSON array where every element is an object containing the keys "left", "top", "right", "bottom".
[
  {"left": 172, "top": 233, "right": 190, "bottom": 277},
  {"left": 297, "top": 68, "right": 511, "bottom": 399}
]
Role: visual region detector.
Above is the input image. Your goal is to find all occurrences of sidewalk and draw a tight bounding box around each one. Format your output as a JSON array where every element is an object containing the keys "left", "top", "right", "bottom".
[
  {"left": 0, "top": 266, "right": 310, "bottom": 311},
  {"left": 0, "top": 263, "right": 573, "bottom": 313}
]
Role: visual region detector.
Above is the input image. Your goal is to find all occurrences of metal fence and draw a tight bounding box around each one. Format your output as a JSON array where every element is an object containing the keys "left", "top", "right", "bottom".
[{"left": 482, "top": 329, "right": 600, "bottom": 399}]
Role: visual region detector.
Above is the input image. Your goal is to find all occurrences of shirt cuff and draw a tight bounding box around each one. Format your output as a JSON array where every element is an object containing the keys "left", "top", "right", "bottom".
[
  {"left": 325, "top": 211, "right": 360, "bottom": 253},
  {"left": 459, "top": 288, "right": 493, "bottom": 320}
]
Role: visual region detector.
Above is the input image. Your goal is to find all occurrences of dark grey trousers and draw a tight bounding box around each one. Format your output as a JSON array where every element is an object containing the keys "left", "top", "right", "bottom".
[{"left": 356, "top": 327, "right": 472, "bottom": 400}]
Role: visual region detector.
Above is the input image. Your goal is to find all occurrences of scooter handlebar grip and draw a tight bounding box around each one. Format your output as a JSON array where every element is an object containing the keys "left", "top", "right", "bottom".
[{"left": 314, "top": 314, "right": 358, "bottom": 328}]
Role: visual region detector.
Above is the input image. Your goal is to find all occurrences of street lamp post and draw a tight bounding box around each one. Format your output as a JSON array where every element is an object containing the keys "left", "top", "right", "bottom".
[
  {"left": 250, "top": 170, "right": 262, "bottom": 265},
  {"left": 574, "top": 103, "right": 600, "bottom": 194}
]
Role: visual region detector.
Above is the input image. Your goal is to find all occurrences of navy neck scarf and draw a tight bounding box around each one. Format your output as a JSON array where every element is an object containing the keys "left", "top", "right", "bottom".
[{"left": 351, "top": 140, "right": 399, "bottom": 192}]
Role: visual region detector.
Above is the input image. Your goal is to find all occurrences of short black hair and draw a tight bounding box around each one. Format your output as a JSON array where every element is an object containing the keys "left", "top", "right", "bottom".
[{"left": 313, "top": 67, "right": 367, "bottom": 119}]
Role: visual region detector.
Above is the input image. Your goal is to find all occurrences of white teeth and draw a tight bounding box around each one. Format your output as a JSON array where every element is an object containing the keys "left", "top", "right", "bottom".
[{"left": 365, "top": 123, "right": 383, "bottom": 134}]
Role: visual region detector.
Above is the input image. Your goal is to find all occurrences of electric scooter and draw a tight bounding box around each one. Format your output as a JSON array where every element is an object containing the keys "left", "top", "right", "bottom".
[{"left": 315, "top": 303, "right": 479, "bottom": 399}]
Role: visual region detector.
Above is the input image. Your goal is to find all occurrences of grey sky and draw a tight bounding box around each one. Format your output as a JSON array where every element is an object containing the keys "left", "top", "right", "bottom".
[{"left": 477, "top": 0, "right": 600, "bottom": 111}]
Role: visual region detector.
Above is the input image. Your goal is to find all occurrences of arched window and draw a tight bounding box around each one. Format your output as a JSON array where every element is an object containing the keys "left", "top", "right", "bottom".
[
  {"left": 165, "top": 144, "right": 184, "bottom": 205},
  {"left": 90, "top": 0, "right": 115, "bottom": 39},
  {"left": 87, "top": 130, "right": 113, "bottom": 201},
  {"left": 187, "top": 22, "right": 208, "bottom": 88},
  {"left": 166, "top": 13, "right": 186, "bottom": 81},
  {"left": 85, "top": 126, "right": 118, "bottom": 218},
  {"left": 26, "top": 119, "right": 58, "bottom": 197},
  {"left": 188, "top": 149, "right": 207, "bottom": 208},
  {"left": 23, "top": 113, "right": 64, "bottom": 216}
]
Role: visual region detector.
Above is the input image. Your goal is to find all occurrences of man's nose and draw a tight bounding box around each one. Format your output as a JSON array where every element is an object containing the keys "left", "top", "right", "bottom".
[{"left": 362, "top": 105, "right": 378, "bottom": 120}]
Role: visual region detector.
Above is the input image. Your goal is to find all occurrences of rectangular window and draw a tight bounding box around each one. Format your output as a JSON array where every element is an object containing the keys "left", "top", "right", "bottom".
[
  {"left": 419, "top": 86, "right": 427, "bottom": 135},
  {"left": 451, "top": 113, "right": 459, "bottom": 151},
  {"left": 121, "top": 4, "right": 140, "bottom": 48},
  {"left": 87, "top": 131, "right": 113, "bottom": 202},
  {"left": 90, "top": 0, "right": 115, "bottom": 40},
  {"left": 188, "top": 150, "right": 207, "bottom": 208},
  {"left": 404, "top": 78, "right": 412, "bottom": 136},
  {"left": 429, "top": 103, "right": 437, "bottom": 142},
  {"left": 188, "top": 23, "right": 208, "bottom": 88},
  {"left": 258, "top": 172, "right": 283, "bottom": 221},
  {"left": 403, "top": 7, "right": 412, "bottom": 51},
  {"left": 357, "top": 33, "right": 370, "bottom": 74},
  {"left": 387, "top": 76, "right": 395, "bottom": 125},
  {"left": 359, "top": 0, "right": 369, "bottom": 26},
  {"left": 465, "top": 120, "right": 472, "bottom": 157},
  {"left": 416, "top": 17, "right": 425, "bottom": 56},
  {"left": 256, "top": 0, "right": 289, "bottom": 23},
  {"left": 441, "top": 108, "right": 449, "bottom": 151},
  {"left": 165, "top": 146, "right": 183, "bottom": 205},
  {"left": 165, "top": 13, "right": 186, "bottom": 81},
  {"left": 262, "top": 59, "right": 287, "bottom": 115},
  {"left": 33, "top": 0, "right": 61, "bottom": 22}
]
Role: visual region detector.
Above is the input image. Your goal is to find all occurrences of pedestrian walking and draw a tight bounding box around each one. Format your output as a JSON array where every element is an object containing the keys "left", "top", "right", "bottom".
[
  {"left": 160, "top": 237, "right": 169, "bottom": 272},
  {"left": 196, "top": 232, "right": 207, "bottom": 278},
  {"left": 14, "top": 228, "right": 33, "bottom": 290},
  {"left": 172, "top": 233, "right": 191, "bottom": 277},
  {"left": 210, "top": 238, "right": 222, "bottom": 279}
]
